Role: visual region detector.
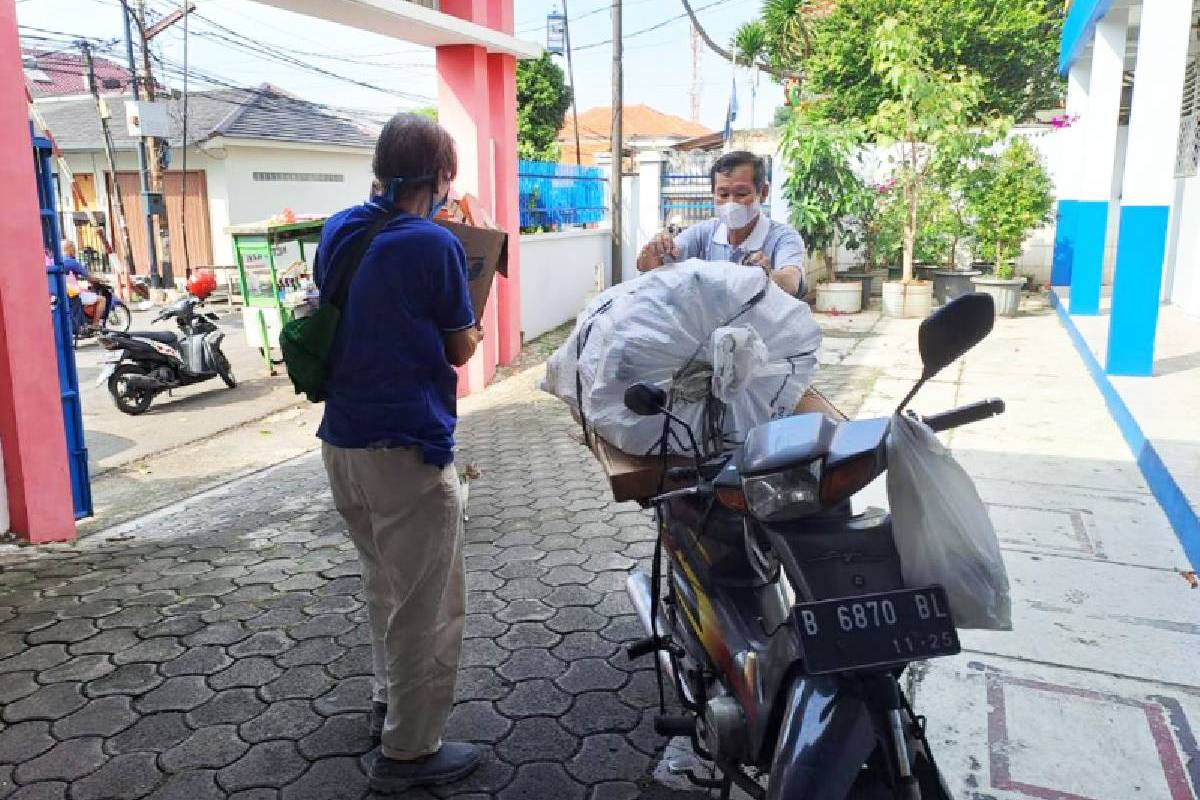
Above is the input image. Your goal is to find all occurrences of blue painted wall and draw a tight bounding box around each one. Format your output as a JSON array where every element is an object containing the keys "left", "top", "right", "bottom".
[
  {"left": 1059, "top": 0, "right": 1114, "bottom": 74},
  {"left": 1068, "top": 201, "right": 1109, "bottom": 315},
  {"left": 1051, "top": 200, "right": 1079, "bottom": 286},
  {"left": 1106, "top": 205, "right": 1170, "bottom": 376}
]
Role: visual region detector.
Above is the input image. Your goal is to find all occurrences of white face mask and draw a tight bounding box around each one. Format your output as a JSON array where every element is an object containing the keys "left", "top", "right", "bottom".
[{"left": 717, "top": 198, "right": 761, "bottom": 231}]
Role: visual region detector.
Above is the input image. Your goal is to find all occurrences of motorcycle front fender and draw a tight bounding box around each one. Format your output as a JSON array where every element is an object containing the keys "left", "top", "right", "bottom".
[{"left": 765, "top": 675, "right": 879, "bottom": 800}]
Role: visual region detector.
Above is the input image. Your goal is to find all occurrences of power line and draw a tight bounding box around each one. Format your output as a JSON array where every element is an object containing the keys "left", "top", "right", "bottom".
[{"left": 573, "top": 0, "right": 738, "bottom": 52}]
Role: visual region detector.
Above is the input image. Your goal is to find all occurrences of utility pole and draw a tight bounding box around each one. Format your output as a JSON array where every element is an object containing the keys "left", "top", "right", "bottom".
[
  {"left": 119, "top": 0, "right": 162, "bottom": 290},
  {"left": 81, "top": 43, "right": 136, "bottom": 295},
  {"left": 610, "top": 0, "right": 623, "bottom": 285},
  {"left": 561, "top": 0, "right": 582, "bottom": 166},
  {"left": 132, "top": 0, "right": 174, "bottom": 290},
  {"left": 690, "top": 24, "right": 702, "bottom": 124}
]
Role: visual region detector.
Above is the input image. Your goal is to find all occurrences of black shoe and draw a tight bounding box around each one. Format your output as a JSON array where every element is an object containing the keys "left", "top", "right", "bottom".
[
  {"left": 369, "top": 742, "right": 483, "bottom": 793},
  {"left": 369, "top": 701, "right": 386, "bottom": 740}
]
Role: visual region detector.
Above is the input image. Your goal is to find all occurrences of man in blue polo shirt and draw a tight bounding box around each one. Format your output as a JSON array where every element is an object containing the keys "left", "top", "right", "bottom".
[{"left": 636, "top": 151, "right": 807, "bottom": 297}]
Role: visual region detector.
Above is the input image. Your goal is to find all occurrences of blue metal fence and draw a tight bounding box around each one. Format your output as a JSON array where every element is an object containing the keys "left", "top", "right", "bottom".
[
  {"left": 34, "top": 131, "right": 92, "bottom": 521},
  {"left": 518, "top": 160, "right": 607, "bottom": 230}
]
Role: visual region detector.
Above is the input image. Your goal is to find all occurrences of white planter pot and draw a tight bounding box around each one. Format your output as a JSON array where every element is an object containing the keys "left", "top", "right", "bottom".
[
  {"left": 881, "top": 281, "right": 933, "bottom": 318},
  {"left": 814, "top": 282, "right": 863, "bottom": 314},
  {"left": 971, "top": 276, "right": 1024, "bottom": 317}
]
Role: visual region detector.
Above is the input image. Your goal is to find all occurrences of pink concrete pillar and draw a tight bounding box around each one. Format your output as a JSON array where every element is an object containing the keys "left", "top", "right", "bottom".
[
  {"left": 487, "top": 0, "right": 521, "bottom": 365},
  {"left": 437, "top": 42, "right": 498, "bottom": 393},
  {"left": 0, "top": 0, "right": 77, "bottom": 543}
]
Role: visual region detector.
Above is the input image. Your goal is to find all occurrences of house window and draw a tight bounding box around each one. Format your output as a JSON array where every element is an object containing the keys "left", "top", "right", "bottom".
[
  {"left": 1176, "top": 54, "right": 1199, "bottom": 178},
  {"left": 252, "top": 172, "right": 345, "bottom": 183}
]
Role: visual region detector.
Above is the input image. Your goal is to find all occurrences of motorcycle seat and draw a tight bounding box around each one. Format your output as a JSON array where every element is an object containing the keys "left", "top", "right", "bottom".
[{"left": 131, "top": 330, "right": 179, "bottom": 345}]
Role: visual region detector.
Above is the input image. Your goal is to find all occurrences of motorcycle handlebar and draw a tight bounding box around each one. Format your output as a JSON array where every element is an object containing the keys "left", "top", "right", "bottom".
[{"left": 921, "top": 398, "right": 1005, "bottom": 432}]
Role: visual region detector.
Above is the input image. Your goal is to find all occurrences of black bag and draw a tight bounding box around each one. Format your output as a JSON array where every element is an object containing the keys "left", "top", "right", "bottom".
[{"left": 280, "top": 212, "right": 395, "bottom": 403}]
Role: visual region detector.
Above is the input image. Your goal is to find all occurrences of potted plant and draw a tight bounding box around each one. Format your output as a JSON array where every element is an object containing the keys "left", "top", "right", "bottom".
[
  {"left": 779, "top": 114, "right": 866, "bottom": 291},
  {"left": 966, "top": 137, "right": 1054, "bottom": 316},
  {"left": 865, "top": 19, "right": 985, "bottom": 318}
]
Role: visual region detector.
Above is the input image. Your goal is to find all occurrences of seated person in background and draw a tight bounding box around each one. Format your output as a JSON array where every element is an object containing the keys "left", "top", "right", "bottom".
[
  {"left": 636, "top": 150, "right": 807, "bottom": 297},
  {"left": 63, "top": 241, "right": 105, "bottom": 328}
]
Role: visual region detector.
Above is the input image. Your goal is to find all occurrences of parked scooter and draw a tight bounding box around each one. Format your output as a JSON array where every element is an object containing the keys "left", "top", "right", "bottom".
[
  {"left": 96, "top": 296, "right": 236, "bottom": 415},
  {"left": 623, "top": 293, "right": 1004, "bottom": 799}
]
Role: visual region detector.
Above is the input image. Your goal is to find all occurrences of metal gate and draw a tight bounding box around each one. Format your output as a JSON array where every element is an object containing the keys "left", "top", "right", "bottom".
[
  {"left": 660, "top": 150, "right": 773, "bottom": 228},
  {"left": 34, "top": 131, "right": 92, "bottom": 521}
]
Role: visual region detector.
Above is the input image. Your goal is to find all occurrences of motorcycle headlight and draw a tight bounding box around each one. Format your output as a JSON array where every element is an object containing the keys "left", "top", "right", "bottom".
[{"left": 742, "top": 462, "right": 822, "bottom": 522}]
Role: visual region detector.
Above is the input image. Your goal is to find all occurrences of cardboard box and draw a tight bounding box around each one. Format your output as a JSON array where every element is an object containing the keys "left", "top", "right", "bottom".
[{"left": 436, "top": 220, "right": 508, "bottom": 323}]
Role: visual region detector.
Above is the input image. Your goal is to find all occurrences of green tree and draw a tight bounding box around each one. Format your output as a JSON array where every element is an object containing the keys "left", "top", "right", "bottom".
[
  {"left": 866, "top": 18, "right": 985, "bottom": 282},
  {"left": 412, "top": 106, "right": 437, "bottom": 120},
  {"left": 749, "top": 0, "right": 1061, "bottom": 123},
  {"left": 516, "top": 52, "right": 573, "bottom": 162},
  {"left": 965, "top": 137, "right": 1055, "bottom": 278},
  {"left": 778, "top": 114, "right": 866, "bottom": 260}
]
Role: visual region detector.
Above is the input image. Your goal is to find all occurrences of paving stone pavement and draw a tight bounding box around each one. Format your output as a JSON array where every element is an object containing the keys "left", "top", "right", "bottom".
[{"left": 0, "top": 307, "right": 891, "bottom": 800}]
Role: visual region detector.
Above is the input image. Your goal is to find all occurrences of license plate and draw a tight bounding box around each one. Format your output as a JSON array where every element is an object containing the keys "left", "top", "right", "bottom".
[{"left": 793, "top": 586, "right": 960, "bottom": 675}]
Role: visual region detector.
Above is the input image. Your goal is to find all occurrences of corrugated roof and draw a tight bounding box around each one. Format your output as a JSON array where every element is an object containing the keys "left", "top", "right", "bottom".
[
  {"left": 33, "top": 84, "right": 377, "bottom": 152},
  {"left": 559, "top": 104, "right": 713, "bottom": 144}
]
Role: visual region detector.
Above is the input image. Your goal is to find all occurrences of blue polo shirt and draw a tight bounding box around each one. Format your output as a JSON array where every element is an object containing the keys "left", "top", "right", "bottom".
[
  {"left": 315, "top": 199, "right": 475, "bottom": 467},
  {"left": 63, "top": 256, "right": 89, "bottom": 279}
]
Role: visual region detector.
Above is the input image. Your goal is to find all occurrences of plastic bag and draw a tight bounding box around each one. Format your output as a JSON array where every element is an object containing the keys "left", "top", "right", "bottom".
[
  {"left": 886, "top": 413, "right": 1012, "bottom": 630},
  {"left": 711, "top": 326, "right": 769, "bottom": 403},
  {"left": 543, "top": 260, "right": 821, "bottom": 455}
]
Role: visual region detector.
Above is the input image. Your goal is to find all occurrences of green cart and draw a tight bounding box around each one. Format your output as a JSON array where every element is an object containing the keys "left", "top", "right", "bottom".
[{"left": 226, "top": 218, "right": 325, "bottom": 375}]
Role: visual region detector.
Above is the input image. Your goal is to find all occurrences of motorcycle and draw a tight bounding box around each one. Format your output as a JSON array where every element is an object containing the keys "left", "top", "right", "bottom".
[
  {"left": 622, "top": 293, "right": 1004, "bottom": 799},
  {"left": 96, "top": 296, "right": 236, "bottom": 415},
  {"left": 54, "top": 277, "right": 132, "bottom": 345}
]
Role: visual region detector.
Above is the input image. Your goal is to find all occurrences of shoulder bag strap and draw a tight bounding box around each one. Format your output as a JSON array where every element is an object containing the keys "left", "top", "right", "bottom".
[{"left": 328, "top": 210, "right": 398, "bottom": 311}]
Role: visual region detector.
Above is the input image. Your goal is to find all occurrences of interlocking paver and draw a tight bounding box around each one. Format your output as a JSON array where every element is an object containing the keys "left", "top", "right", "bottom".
[
  {"left": 186, "top": 688, "right": 266, "bottom": 727},
  {"left": 566, "top": 734, "right": 652, "bottom": 784},
  {"left": 562, "top": 692, "right": 641, "bottom": 737},
  {"left": 145, "top": 770, "right": 224, "bottom": 800},
  {"left": 0, "top": 720, "right": 55, "bottom": 762},
  {"left": 27, "top": 618, "right": 98, "bottom": 645},
  {"left": 217, "top": 741, "right": 308, "bottom": 792},
  {"left": 84, "top": 663, "right": 162, "bottom": 698},
  {"left": 7, "top": 782, "right": 69, "bottom": 800},
  {"left": 296, "top": 714, "right": 373, "bottom": 760},
  {"left": 108, "top": 712, "right": 193, "bottom": 755},
  {"left": 3, "top": 682, "right": 86, "bottom": 722},
  {"left": 182, "top": 621, "right": 249, "bottom": 647},
  {"left": 0, "top": 670, "right": 39, "bottom": 705},
  {"left": 70, "top": 752, "right": 162, "bottom": 800},
  {"left": 13, "top": 737, "right": 106, "bottom": 783},
  {"left": 444, "top": 700, "right": 513, "bottom": 743},
  {"left": 52, "top": 695, "right": 138, "bottom": 738},
  {"left": 161, "top": 725, "right": 249, "bottom": 771},
  {"left": 111, "top": 637, "right": 184, "bottom": 666},
  {"left": 260, "top": 666, "right": 335, "bottom": 702},
  {"left": 0, "top": 644, "right": 69, "bottom": 673},
  {"left": 312, "top": 676, "right": 372, "bottom": 716},
  {"left": 240, "top": 700, "right": 323, "bottom": 743},
  {"left": 37, "top": 653, "right": 115, "bottom": 684},
  {"left": 497, "top": 649, "right": 566, "bottom": 682},
  {"left": 229, "top": 631, "right": 293, "bottom": 658},
  {"left": 497, "top": 717, "right": 577, "bottom": 764},
  {"left": 134, "top": 675, "right": 214, "bottom": 713},
  {"left": 503, "top": 762, "right": 586, "bottom": 800},
  {"left": 68, "top": 628, "right": 139, "bottom": 657},
  {"left": 496, "top": 678, "right": 572, "bottom": 719},
  {"left": 161, "top": 645, "right": 232, "bottom": 677},
  {"left": 280, "top": 757, "right": 368, "bottom": 800},
  {"left": 276, "top": 639, "right": 346, "bottom": 668},
  {"left": 209, "top": 657, "right": 283, "bottom": 690},
  {"left": 326, "top": 645, "right": 371, "bottom": 679}
]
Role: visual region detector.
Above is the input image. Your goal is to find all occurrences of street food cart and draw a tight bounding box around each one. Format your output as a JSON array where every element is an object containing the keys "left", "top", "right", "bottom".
[{"left": 226, "top": 217, "right": 325, "bottom": 374}]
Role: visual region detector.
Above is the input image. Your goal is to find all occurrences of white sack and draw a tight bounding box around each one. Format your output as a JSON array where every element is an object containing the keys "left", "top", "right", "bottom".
[
  {"left": 886, "top": 413, "right": 1012, "bottom": 630},
  {"left": 543, "top": 260, "right": 821, "bottom": 455}
]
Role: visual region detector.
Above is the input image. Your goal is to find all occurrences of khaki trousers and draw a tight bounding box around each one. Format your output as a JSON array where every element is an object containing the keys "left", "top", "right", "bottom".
[{"left": 321, "top": 443, "right": 466, "bottom": 760}]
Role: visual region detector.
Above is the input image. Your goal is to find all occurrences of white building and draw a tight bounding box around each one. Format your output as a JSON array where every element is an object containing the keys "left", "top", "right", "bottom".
[
  {"left": 1052, "top": 0, "right": 1200, "bottom": 375},
  {"left": 35, "top": 84, "right": 379, "bottom": 276}
]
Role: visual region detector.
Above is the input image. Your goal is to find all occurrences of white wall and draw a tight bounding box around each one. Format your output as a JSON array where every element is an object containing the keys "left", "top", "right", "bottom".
[
  {"left": 221, "top": 142, "right": 374, "bottom": 233},
  {"left": 519, "top": 228, "right": 611, "bottom": 341},
  {"left": 1168, "top": 175, "right": 1200, "bottom": 318}
]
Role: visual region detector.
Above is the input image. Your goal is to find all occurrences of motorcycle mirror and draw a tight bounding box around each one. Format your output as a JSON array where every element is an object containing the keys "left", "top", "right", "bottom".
[
  {"left": 896, "top": 293, "right": 995, "bottom": 413},
  {"left": 919, "top": 293, "right": 995, "bottom": 380},
  {"left": 624, "top": 383, "right": 667, "bottom": 417}
]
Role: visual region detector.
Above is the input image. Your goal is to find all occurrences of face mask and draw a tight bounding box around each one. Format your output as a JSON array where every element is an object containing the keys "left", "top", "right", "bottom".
[{"left": 717, "top": 198, "right": 761, "bottom": 231}]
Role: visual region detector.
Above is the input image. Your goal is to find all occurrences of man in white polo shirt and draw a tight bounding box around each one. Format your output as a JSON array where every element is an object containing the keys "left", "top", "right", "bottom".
[{"left": 636, "top": 150, "right": 807, "bottom": 297}]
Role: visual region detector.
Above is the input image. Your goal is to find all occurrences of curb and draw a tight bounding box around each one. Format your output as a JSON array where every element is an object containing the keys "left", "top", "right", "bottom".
[{"left": 1048, "top": 291, "right": 1200, "bottom": 571}]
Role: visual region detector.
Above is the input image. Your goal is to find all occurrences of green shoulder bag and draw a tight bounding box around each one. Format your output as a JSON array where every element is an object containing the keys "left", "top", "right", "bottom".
[{"left": 280, "top": 212, "right": 394, "bottom": 403}]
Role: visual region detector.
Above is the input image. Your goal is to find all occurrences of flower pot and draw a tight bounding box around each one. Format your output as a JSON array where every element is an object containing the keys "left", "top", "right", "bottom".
[
  {"left": 839, "top": 271, "right": 874, "bottom": 309},
  {"left": 882, "top": 281, "right": 933, "bottom": 319},
  {"left": 933, "top": 269, "right": 982, "bottom": 305},
  {"left": 815, "top": 282, "right": 863, "bottom": 314},
  {"left": 971, "top": 276, "right": 1024, "bottom": 316}
]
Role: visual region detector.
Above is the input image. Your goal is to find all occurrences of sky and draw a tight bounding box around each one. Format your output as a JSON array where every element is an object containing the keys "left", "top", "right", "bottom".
[{"left": 17, "top": 0, "right": 784, "bottom": 134}]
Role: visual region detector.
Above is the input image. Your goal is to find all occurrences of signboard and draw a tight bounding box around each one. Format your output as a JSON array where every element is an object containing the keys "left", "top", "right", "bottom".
[
  {"left": 547, "top": 10, "right": 565, "bottom": 55},
  {"left": 125, "top": 100, "right": 170, "bottom": 138}
]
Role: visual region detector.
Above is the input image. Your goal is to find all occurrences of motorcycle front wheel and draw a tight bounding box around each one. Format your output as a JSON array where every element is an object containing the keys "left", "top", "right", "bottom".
[
  {"left": 106, "top": 303, "right": 131, "bottom": 332},
  {"left": 109, "top": 365, "right": 153, "bottom": 415},
  {"left": 214, "top": 349, "right": 237, "bottom": 388}
]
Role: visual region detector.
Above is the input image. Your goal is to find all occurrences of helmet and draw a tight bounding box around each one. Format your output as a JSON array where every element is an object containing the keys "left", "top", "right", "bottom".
[{"left": 187, "top": 270, "right": 217, "bottom": 300}]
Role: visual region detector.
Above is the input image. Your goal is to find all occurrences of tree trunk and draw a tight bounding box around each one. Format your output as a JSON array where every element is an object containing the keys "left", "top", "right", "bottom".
[{"left": 903, "top": 186, "right": 917, "bottom": 283}]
